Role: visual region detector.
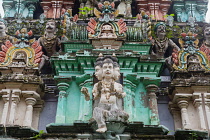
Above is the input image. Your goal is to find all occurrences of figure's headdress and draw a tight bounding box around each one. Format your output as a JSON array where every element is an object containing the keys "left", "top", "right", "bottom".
[{"left": 154, "top": 22, "right": 166, "bottom": 33}]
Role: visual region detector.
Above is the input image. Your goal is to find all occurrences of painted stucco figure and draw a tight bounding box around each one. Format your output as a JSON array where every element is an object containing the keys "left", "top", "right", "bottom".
[
  {"left": 0, "top": 19, "right": 14, "bottom": 50},
  {"left": 38, "top": 20, "right": 61, "bottom": 58},
  {"left": 38, "top": 20, "right": 61, "bottom": 73},
  {"left": 94, "top": 1, "right": 119, "bottom": 23},
  {"left": 200, "top": 25, "right": 210, "bottom": 60},
  {"left": 151, "top": 22, "right": 180, "bottom": 58},
  {"left": 81, "top": 55, "right": 129, "bottom": 133}
]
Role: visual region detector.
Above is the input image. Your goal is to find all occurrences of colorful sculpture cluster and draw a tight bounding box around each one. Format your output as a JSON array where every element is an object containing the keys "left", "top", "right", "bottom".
[{"left": 0, "top": 0, "right": 210, "bottom": 139}]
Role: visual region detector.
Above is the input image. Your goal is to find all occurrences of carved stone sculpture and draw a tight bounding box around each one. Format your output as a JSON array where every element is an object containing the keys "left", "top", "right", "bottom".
[
  {"left": 0, "top": 19, "right": 14, "bottom": 50},
  {"left": 38, "top": 20, "right": 61, "bottom": 72},
  {"left": 81, "top": 55, "right": 129, "bottom": 133},
  {"left": 151, "top": 22, "right": 180, "bottom": 58},
  {"left": 87, "top": 1, "right": 127, "bottom": 50},
  {"left": 94, "top": 1, "right": 119, "bottom": 23},
  {"left": 38, "top": 20, "right": 61, "bottom": 57}
]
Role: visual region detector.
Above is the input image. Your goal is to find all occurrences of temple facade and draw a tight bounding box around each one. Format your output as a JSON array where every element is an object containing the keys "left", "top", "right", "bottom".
[{"left": 0, "top": 0, "right": 209, "bottom": 139}]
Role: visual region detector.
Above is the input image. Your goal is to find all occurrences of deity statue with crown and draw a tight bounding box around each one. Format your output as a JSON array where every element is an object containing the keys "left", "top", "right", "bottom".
[{"left": 81, "top": 55, "right": 129, "bottom": 133}]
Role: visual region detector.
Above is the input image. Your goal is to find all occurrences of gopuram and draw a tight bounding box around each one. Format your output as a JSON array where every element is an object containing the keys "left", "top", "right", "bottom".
[{"left": 0, "top": 0, "right": 209, "bottom": 139}]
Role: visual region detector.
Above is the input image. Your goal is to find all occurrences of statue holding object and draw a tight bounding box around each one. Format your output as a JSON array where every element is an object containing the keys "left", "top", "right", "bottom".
[{"left": 81, "top": 55, "right": 129, "bottom": 133}]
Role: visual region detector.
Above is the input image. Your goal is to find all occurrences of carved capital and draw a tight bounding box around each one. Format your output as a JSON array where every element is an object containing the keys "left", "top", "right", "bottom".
[
  {"left": 169, "top": 103, "right": 180, "bottom": 116},
  {"left": 22, "top": 91, "right": 40, "bottom": 100},
  {"left": 11, "top": 89, "right": 21, "bottom": 103},
  {"left": 193, "top": 99, "right": 202, "bottom": 108},
  {"left": 178, "top": 100, "right": 189, "bottom": 109},
  {"left": 146, "top": 84, "right": 158, "bottom": 93},
  {"left": 25, "top": 98, "right": 37, "bottom": 106},
  {"left": 57, "top": 83, "right": 69, "bottom": 91}
]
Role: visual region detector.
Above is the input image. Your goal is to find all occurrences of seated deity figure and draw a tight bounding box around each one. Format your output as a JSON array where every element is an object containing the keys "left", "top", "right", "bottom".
[
  {"left": 200, "top": 25, "right": 210, "bottom": 59},
  {"left": 81, "top": 56, "right": 128, "bottom": 133},
  {"left": 0, "top": 19, "right": 14, "bottom": 50},
  {"left": 38, "top": 20, "right": 61, "bottom": 73},
  {"left": 151, "top": 22, "right": 180, "bottom": 58}
]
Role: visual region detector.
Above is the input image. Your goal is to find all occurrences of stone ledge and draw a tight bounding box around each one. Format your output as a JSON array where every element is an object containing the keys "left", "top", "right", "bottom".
[
  {"left": 174, "top": 129, "right": 208, "bottom": 140},
  {"left": 0, "top": 125, "right": 38, "bottom": 138}
]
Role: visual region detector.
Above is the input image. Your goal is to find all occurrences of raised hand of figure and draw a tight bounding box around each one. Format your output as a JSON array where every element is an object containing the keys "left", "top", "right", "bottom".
[
  {"left": 120, "top": 92, "right": 126, "bottom": 98},
  {"left": 81, "top": 87, "right": 90, "bottom": 101}
]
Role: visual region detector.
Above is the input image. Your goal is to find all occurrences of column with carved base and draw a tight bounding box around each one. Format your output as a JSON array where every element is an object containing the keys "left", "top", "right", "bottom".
[
  {"left": 23, "top": 98, "right": 37, "bottom": 127},
  {"left": 177, "top": 100, "right": 191, "bottom": 129},
  {"left": 146, "top": 85, "right": 159, "bottom": 125},
  {"left": 8, "top": 89, "right": 21, "bottom": 125},
  {"left": 193, "top": 93, "right": 207, "bottom": 130},
  {"left": 55, "top": 82, "right": 69, "bottom": 123},
  {"left": 0, "top": 89, "right": 11, "bottom": 125},
  {"left": 22, "top": 91, "right": 40, "bottom": 127}
]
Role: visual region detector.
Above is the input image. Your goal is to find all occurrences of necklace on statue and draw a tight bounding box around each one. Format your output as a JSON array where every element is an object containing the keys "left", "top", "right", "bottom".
[{"left": 156, "top": 38, "right": 167, "bottom": 53}]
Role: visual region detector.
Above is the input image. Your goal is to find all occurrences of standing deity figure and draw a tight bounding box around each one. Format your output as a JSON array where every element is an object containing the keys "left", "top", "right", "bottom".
[
  {"left": 81, "top": 55, "right": 129, "bottom": 133},
  {"left": 200, "top": 25, "right": 210, "bottom": 60},
  {"left": 0, "top": 19, "right": 14, "bottom": 50},
  {"left": 151, "top": 22, "right": 180, "bottom": 58},
  {"left": 38, "top": 20, "right": 61, "bottom": 72}
]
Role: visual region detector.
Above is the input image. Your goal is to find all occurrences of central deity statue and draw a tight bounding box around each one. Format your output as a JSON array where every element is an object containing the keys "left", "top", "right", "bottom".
[{"left": 81, "top": 55, "right": 129, "bottom": 133}]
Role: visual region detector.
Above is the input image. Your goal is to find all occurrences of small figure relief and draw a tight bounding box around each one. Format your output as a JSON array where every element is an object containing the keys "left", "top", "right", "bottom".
[
  {"left": 0, "top": 19, "right": 14, "bottom": 50},
  {"left": 200, "top": 25, "right": 210, "bottom": 60},
  {"left": 187, "top": 55, "right": 203, "bottom": 71},
  {"left": 38, "top": 20, "right": 61, "bottom": 73},
  {"left": 94, "top": 1, "right": 119, "bottom": 23},
  {"left": 151, "top": 22, "right": 180, "bottom": 59},
  {"left": 14, "top": 28, "right": 35, "bottom": 48},
  {"left": 99, "top": 24, "right": 117, "bottom": 38},
  {"left": 15, "top": 52, "right": 25, "bottom": 59},
  {"left": 81, "top": 55, "right": 129, "bottom": 133}
]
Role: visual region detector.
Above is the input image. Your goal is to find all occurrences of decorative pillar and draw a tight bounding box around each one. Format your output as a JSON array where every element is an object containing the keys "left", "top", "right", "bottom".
[
  {"left": 15, "top": 2, "right": 25, "bottom": 18},
  {"left": 43, "top": 6, "right": 50, "bottom": 18},
  {"left": 33, "top": 100, "right": 44, "bottom": 129},
  {"left": 204, "top": 93, "right": 210, "bottom": 131},
  {"left": 175, "top": 8, "right": 182, "bottom": 22},
  {"left": 78, "top": 80, "right": 92, "bottom": 121},
  {"left": 169, "top": 102, "right": 182, "bottom": 130},
  {"left": 125, "top": 0, "right": 132, "bottom": 18},
  {"left": 52, "top": 1, "right": 63, "bottom": 19},
  {"left": 197, "top": 4, "right": 207, "bottom": 22},
  {"left": 193, "top": 98, "right": 206, "bottom": 130},
  {"left": 22, "top": 91, "right": 40, "bottom": 127},
  {"left": 146, "top": 85, "right": 159, "bottom": 125},
  {"left": 8, "top": 89, "right": 21, "bottom": 125},
  {"left": 185, "top": 2, "right": 196, "bottom": 19},
  {"left": 55, "top": 82, "right": 70, "bottom": 123},
  {"left": 0, "top": 89, "right": 11, "bottom": 125},
  {"left": 79, "top": 1, "right": 85, "bottom": 17},
  {"left": 23, "top": 98, "right": 37, "bottom": 127},
  {"left": 149, "top": 4, "right": 155, "bottom": 20},
  {"left": 177, "top": 99, "right": 190, "bottom": 129},
  {"left": 27, "top": 4, "right": 36, "bottom": 19},
  {"left": 3, "top": 5, "right": 12, "bottom": 18}
]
